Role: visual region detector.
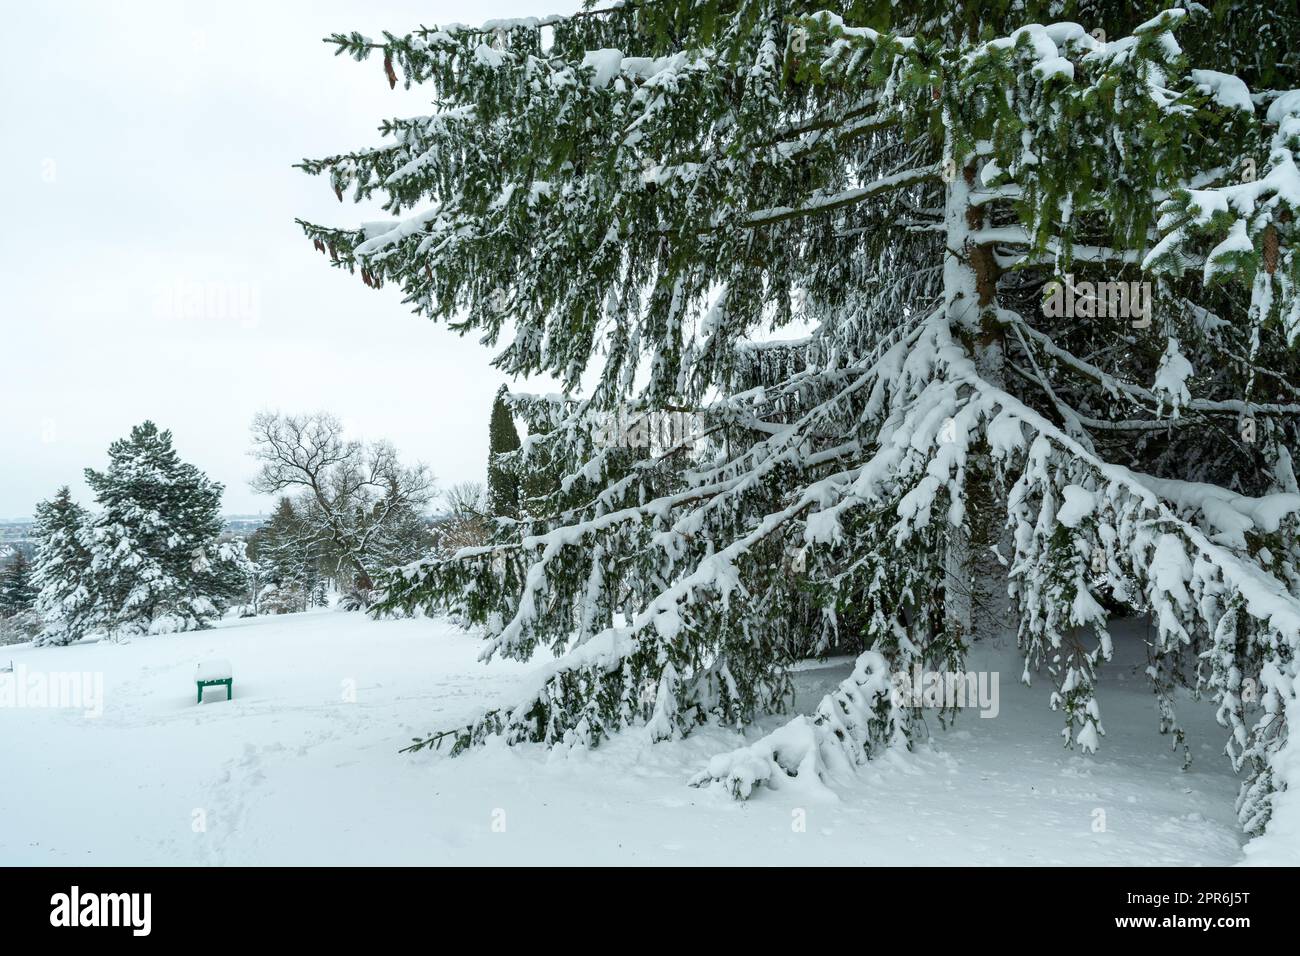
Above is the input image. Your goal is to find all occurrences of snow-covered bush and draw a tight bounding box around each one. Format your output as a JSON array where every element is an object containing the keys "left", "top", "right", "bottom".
[
  {"left": 258, "top": 585, "right": 306, "bottom": 616},
  {"left": 337, "top": 588, "right": 376, "bottom": 613}
]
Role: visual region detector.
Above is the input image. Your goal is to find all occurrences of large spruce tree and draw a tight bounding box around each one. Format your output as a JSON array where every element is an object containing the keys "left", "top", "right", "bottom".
[{"left": 299, "top": 1, "right": 1300, "bottom": 838}]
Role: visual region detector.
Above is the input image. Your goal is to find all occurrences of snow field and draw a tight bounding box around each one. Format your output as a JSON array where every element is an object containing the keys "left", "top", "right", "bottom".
[{"left": 0, "top": 612, "right": 1266, "bottom": 865}]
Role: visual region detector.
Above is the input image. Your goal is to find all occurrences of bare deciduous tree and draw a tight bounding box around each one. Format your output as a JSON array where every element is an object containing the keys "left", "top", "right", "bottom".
[
  {"left": 249, "top": 411, "right": 434, "bottom": 605},
  {"left": 435, "top": 481, "right": 490, "bottom": 554}
]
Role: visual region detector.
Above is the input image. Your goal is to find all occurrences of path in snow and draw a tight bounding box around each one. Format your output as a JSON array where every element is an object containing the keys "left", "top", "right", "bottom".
[{"left": 0, "top": 611, "right": 1254, "bottom": 865}]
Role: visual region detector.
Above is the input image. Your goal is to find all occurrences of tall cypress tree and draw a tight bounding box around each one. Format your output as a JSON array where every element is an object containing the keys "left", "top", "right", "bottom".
[
  {"left": 300, "top": 1, "right": 1300, "bottom": 837},
  {"left": 487, "top": 384, "right": 521, "bottom": 519}
]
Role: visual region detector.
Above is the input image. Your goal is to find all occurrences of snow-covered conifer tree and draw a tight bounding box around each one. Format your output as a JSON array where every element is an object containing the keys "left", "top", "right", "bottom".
[
  {"left": 488, "top": 384, "right": 523, "bottom": 519},
  {"left": 82, "top": 422, "right": 242, "bottom": 636},
  {"left": 0, "top": 550, "right": 37, "bottom": 617},
  {"left": 30, "top": 487, "right": 94, "bottom": 646},
  {"left": 251, "top": 496, "right": 326, "bottom": 611},
  {"left": 298, "top": 1, "right": 1300, "bottom": 837}
]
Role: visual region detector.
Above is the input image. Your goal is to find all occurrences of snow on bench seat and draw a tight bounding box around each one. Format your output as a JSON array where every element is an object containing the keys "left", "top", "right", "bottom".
[{"left": 196, "top": 660, "right": 232, "bottom": 682}]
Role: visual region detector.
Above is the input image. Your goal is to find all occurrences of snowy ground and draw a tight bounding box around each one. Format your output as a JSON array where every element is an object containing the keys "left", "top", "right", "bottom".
[{"left": 0, "top": 611, "right": 1274, "bottom": 865}]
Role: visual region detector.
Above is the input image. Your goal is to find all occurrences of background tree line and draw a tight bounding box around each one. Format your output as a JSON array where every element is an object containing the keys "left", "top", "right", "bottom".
[{"left": 2, "top": 392, "right": 541, "bottom": 642}]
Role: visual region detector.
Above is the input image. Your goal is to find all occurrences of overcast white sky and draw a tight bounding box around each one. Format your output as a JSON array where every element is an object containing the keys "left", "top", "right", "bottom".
[{"left": 0, "top": 0, "right": 579, "bottom": 520}]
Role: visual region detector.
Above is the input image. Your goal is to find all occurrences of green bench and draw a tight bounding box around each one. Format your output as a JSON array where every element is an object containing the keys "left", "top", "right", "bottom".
[{"left": 196, "top": 659, "right": 233, "bottom": 703}]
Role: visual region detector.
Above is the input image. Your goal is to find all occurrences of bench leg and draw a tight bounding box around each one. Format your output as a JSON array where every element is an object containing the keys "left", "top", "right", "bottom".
[
  {"left": 197, "top": 684, "right": 202, "bottom": 704},
  {"left": 225, "top": 680, "right": 232, "bottom": 701}
]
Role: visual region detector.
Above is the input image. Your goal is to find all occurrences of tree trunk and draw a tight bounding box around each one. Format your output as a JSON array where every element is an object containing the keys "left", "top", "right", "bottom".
[{"left": 941, "top": 156, "right": 1010, "bottom": 645}]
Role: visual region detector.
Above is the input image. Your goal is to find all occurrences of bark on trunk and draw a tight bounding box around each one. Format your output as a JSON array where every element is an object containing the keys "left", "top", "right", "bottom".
[{"left": 941, "top": 159, "right": 1010, "bottom": 645}]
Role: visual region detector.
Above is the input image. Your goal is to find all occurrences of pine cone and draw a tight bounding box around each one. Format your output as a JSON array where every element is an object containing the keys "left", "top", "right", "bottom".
[
  {"left": 384, "top": 52, "right": 397, "bottom": 90},
  {"left": 1263, "top": 224, "right": 1278, "bottom": 275}
]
